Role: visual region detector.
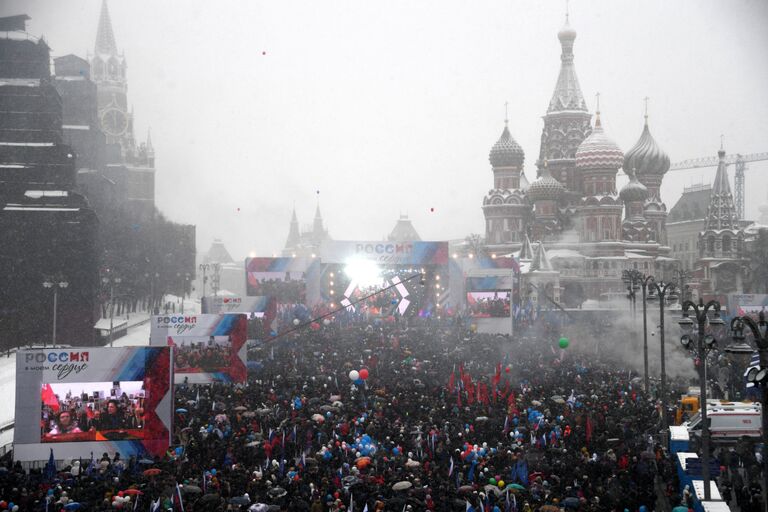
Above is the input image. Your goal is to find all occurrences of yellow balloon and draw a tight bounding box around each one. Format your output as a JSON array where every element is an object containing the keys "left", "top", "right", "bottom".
[{"left": 498, "top": 480, "right": 505, "bottom": 488}]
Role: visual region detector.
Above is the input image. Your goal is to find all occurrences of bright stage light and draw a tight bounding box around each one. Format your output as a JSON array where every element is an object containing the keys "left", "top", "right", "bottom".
[{"left": 344, "top": 259, "right": 383, "bottom": 288}]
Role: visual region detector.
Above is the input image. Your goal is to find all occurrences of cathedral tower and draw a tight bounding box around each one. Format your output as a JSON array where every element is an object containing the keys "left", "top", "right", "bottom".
[{"left": 536, "top": 14, "right": 592, "bottom": 193}]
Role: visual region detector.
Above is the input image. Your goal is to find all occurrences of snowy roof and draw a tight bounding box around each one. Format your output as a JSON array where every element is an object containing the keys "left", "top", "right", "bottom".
[
  {"left": 0, "top": 78, "right": 40, "bottom": 87},
  {"left": 547, "top": 249, "right": 584, "bottom": 259},
  {"left": 62, "top": 124, "right": 90, "bottom": 130}
]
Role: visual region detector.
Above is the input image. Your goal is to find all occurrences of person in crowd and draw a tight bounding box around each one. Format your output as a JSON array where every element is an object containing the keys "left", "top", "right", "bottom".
[{"left": 48, "top": 410, "right": 82, "bottom": 435}]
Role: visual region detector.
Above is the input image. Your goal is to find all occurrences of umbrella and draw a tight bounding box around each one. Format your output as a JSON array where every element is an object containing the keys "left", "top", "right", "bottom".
[
  {"left": 267, "top": 487, "right": 287, "bottom": 499},
  {"left": 475, "top": 416, "right": 489, "bottom": 422},
  {"left": 355, "top": 456, "right": 371, "bottom": 469},
  {"left": 311, "top": 414, "right": 325, "bottom": 423},
  {"left": 342, "top": 475, "right": 361, "bottom": 486},
  {"left": 405, "top": 459, "right": 420, "bottom": 468},
  {"left": 230, "top": 496, "right": 251, "bottom": 506},
  {"left": 506, "top": 483, "right": 526, "bottom": 491},
  {"left": 123, "top": 489, "right": 143, "bottom": 496},
  {"left": 197, "top": 494, "right": 221, "bottom": 505},
  {"left": 234, "top": 406, "right": 248, "bottom": 412},
  {"left": 242, "top": 411, "right": 256, "bottom": 418},
  {"left": 553, "top": 398, "right": 566, "bottom": 405},
  {"left": 181, "top": 485, "right": 202, "bottom": 495},
  {"left": 392, "top": 481, "right": 412, "bottom": 491},
  {"left": 215, "top": 414, "right": 228, "bottom": 423},
  {"left": 143, "top": 468, "right": 162, "bottom": 476},
  {"left": 483, "top": 485, "right": 501, "bottom": 496},
  {"left": 138, "top": 458, "right": 154, "bottom": 465},
  {"left": 63, "top": 504, "right": 82, "bottom": 510},
  {"left": 458, "top": 485, "right": 475, "bottom": 494},
  {"left": 186, "top": 399, "right": 197, "bottom": 404},
  {"left": 176, "top": 408, "right": 188, "bottom": 414},
  {"left": 563, "top": 497, "right": 580, "bottom": 509},
  {"left": 248, "top": 505, "right": 270, "bottom": 512},
  {"left": 246, "top": 441, "right": 261, "bottom": 447},
  {"left": 256, "top": 408, "right": 272, "bottom": 416},
  {"left": 319, "top": 405, "right": 339, "bottom": 413},
  {"left": 531, "top": 400, "right": 542, "bottom": 406}
]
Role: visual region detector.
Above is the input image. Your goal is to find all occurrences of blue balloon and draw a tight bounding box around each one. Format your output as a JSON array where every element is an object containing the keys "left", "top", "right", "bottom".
[
  {"left": 391, "top": 299, "right": 398, "bottom": 305},
  {"left": 211, "top": 469, "right": 217, "bottom": 475},
  {"left": 354, "top": 378, "right": 363, "bottom": 385},
  {"left": 392, "top": 447, "right": 399, "bottom": 455}
]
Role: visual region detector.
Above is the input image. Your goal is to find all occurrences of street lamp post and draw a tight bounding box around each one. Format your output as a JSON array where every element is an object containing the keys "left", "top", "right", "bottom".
[
  {"left": 178, "top": 272, "right": 191, "bottom": 314},
  {"left": 647, "top": 279, "right": 678, "bottom": 435},
  {"left": 678, "top": 298, "right": 725, "bottom": 502},
  {"left": 199, "top": 263, "right": 210, "bottom": 299},
  {"left": 729, "top": 311, "right": 768, "bottom": 512},
  {"left": 102, "top": 276, "right": 122, "bottom": 347},
  {"left": 42, "top": 278, "right": 68, "bottom": 348},
  {"left": 623, "top": 269, "right": 651, "bottom": 392}
]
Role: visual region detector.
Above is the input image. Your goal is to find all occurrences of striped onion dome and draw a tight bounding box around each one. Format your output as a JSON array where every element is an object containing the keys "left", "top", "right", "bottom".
[
  {"left": 623, "top": 118, "right": 670, "bottom": 177},
  {"left": 575, "top": 113, "right": 624, "bottom": 170}
]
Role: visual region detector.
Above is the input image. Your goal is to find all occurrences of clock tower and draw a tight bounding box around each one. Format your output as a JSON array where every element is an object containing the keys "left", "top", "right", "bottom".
[{"left": 90, "top": 0, "right": 136, "bottom": 160}]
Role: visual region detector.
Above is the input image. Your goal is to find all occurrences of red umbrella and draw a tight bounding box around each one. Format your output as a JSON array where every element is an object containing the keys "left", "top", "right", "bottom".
[
  {"left": 123, "top": 489, "right": 143, "bottom": 496},
  {"left": 143, "top": 468, "right": 162, "bottom": 476}
]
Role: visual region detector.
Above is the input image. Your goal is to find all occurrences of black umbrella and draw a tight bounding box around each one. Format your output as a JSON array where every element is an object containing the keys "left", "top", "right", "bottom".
[
  {"left": 229, "top": 496, "right": 251, "bottom": 506},
  {"left": 267, "top": 487, "right": 287, "bottom": 499},
  {"left": 197, "top": 493, "right": 221, "bottom": 505}
]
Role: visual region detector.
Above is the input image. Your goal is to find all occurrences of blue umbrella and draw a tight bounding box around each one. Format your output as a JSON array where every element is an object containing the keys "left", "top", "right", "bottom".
[
  {"left": 64, "top": 503, "right": 82, "bottom": 510},
  {"left": 176, "top": 408, "right": 188, "bottom": 414}
]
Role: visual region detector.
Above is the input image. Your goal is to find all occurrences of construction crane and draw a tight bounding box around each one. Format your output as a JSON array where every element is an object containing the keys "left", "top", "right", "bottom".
[{"left": 669, "top": 152, "right": 768, "bottom": 220}]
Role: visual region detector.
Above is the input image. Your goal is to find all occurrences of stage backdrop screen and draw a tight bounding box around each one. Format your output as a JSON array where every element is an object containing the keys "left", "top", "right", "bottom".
[
  {"left": 15, "top": 347, "right": 173, "bottom": 462},
  {"left": 150, "top": 314, "right": 247, "bottom": 384}
]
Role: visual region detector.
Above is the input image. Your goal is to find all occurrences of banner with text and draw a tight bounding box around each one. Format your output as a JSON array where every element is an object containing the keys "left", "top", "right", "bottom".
[
  {"left": 14, "top": 347, "right": 173, "bottom": 462},
  {"left": 150, "top": 314, "right": 247, "bottom": 384}
]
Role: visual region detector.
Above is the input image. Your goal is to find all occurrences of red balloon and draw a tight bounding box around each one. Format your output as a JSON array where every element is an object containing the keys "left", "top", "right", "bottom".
[
  {"left": 504, "top": 366, "right": 511, "bottom": 373},
  {"left": 359, "top": 368, "right": 369, "bottom": 380}
]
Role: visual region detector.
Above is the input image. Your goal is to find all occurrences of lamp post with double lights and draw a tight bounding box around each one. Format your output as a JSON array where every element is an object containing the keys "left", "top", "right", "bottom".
[
  {"left": 646, "top": 279, "right": 678, "bottom": 434},
  {"left": 42, "top": 277, "right": 68, "bottom": 348},
  {"left": 728, "top": 311, "right": 768, "bottom": 512},
  {"left": 678, "top": 298, "right": 725, "bottom": 501},
  {"left": 177, "top": 272, "right": 191, "bottom": 314},
  {"left": 623, "top": 269, "right": 651, "bottom": 392},
  {"left": 102, "top": 275, "right": 122, "bottom": 347}
]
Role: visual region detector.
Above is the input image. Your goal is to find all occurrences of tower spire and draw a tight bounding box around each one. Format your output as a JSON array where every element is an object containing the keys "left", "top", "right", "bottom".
[
  {"left": 705, "top": 143, "right": 738, "bottom": 231},
  {"left": 94, "top": 0, "right": 118, "bottom": 55},
  {"left": 504, "top": 101, "right": 509, "bottom": 126},
  {"left": 594, "top": 92, "right": 601, "bottom": 127},
  {"left": 643, "top": 97, "right": 649, "bottom": 125}
]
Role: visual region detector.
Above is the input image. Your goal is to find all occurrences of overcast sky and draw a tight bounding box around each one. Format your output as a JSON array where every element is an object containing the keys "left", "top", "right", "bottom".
[{"left": 6, "top": 0, "right": 768, "bottom": 260}]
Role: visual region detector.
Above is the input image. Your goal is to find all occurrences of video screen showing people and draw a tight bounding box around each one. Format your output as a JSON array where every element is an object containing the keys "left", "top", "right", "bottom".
[
  {"left": 467, "top": 291, "right": 511, "bottom": 318},
  {"left": 247, "top": 272, "right": 306, "bottom": 303},
  {"left": 41, "top": 381, "right": 148, "bottom": 443},
  {"left": 174, "top": 335, "right": 232, "bottom": 373}
]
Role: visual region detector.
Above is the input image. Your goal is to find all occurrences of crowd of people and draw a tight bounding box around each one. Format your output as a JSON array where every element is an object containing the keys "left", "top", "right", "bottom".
[
  {"left": 468, "top": 296, "right": 511, "bottom": 318},
  {"left": 175, "top": 339, "right": 231, "bottom": 372},
  {"left": 251, "top": 278, "right": 306, "bottom": 304},
  {"left": 42, "top": 395, "right": 146, "bottom": 441},
  {"left": 2, "top": 316, "right": 763, "bottom": 511}
]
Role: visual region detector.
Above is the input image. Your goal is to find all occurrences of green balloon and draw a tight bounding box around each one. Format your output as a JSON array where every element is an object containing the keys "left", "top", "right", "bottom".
[
  {"left": 489, "top": 478, "right": 497, "bottom": 485},
  {"left": 558, "top": 337, "right": 569, "bottom": 349}
]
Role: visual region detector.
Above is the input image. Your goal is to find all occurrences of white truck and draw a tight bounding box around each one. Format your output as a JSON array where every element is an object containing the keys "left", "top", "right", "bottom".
[{"left": 669, "top": 402, "right": 761, "bottom": 453}]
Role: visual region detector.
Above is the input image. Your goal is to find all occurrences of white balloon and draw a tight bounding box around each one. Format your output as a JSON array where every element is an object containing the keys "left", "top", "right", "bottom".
[
  {"left": 293, "top": 318, "right": 300, "bottom": 326},
  {"left": 323, "top": 318, "right": 331, "bottom": 326},
  {"left": 349, "top": 370, "right": 360, "bottom": 381}
]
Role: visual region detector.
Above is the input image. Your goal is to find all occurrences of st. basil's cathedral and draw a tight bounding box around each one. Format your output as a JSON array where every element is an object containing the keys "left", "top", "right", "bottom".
[{"left": 481, "top": 16, "right": 681, "bottom": 307}]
